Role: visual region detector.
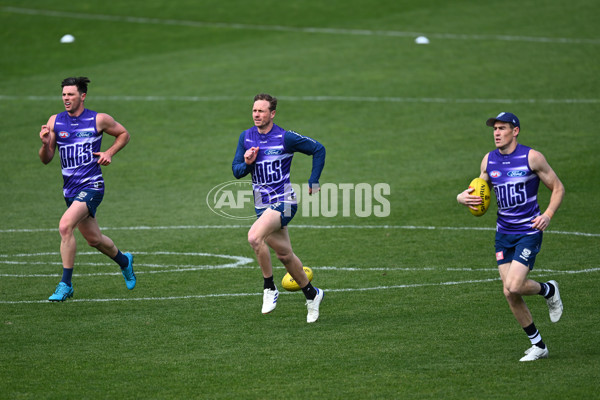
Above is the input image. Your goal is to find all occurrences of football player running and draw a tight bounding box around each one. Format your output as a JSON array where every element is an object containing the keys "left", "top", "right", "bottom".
[
  {"left": 39, "top": 77, "right": 136, "bottom": 301},
  {"left": 457, "top": 112, "right": 565, "bottom": 361},
  {"left": 232, "top": 94, "right": 326, "bottom": 323}
]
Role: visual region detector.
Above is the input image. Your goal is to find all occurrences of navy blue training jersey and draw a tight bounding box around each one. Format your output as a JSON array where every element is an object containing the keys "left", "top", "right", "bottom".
[{"left": 232, "top": 124, "right": 325, "bottom": 208}]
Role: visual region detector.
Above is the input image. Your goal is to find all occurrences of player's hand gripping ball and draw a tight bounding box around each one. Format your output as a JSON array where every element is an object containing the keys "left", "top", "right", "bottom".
[
  {"left": 281, "top": 267, "right": 313, "bottom": 292},
  {"left": 468, "top": 178, "right": 491, "bottom": 217}
]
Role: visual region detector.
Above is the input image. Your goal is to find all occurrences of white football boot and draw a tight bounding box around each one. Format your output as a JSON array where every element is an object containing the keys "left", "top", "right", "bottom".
[
  {"left": 262, "top": 288, "right": 279, "bottom": 314},
  {"left": 306, "top": 288, "right": 324, "bottom": 323},
  {"left": 546, "top": 280, "right": 563, "bottom": 323},
  {"left": 520, "top": 345, "right": 549, "bottom": 362}
]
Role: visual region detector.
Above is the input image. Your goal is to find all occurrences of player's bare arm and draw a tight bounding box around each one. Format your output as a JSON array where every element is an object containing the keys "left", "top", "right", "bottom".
[
  {"left": 478, "top": 153, "right": 490, "bottom": 183},
  {"left": 457, "top": 154, "right": 488, "bottom": 210},
  {"left": 93, "top": 113, "right": 130, "bottom": 166},
  {"left": 529, "top": 150, "right": 565, "bottom": 231},
  {"left": 39, "top": 114, "right": 57, "bottom": 164}
]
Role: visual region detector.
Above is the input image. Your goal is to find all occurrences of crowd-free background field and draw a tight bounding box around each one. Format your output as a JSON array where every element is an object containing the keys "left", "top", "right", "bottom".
[{"left": 1, "top": 1, "right": 599, "bottom": 399}]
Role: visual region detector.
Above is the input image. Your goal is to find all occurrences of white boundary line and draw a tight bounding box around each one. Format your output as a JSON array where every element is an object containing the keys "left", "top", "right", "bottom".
[
  {"left": 2, "top": 6, "right": 599, "bottom": 45},
  {"left": 2, "top": 279, "right": 504, "bottom": 304},
  {"left": 0, "top": 251, "right": 255, "bottom": 277},
  {"left": 1, "top": 249, "right": 598, "bottom": 304},
  {"left": 0, "top": 95, "right": 598, "bottom": 105},
  {"left": 1, "top": 224, "right": 598, "bottom": 237},
  {"left": 2, "top": 268, "right": 599, "bottom": 304},
  {"left": 2, "top": 254, "right": 594, "bottom": 276}
]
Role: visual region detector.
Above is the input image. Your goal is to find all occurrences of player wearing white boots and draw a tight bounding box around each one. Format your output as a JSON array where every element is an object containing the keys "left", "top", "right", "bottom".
[
  {"left": 232, "top": 94, "right": 326, "bottom": 323},
  {"left": 457, "top": 112, "right": 565, "bottom": 361}
]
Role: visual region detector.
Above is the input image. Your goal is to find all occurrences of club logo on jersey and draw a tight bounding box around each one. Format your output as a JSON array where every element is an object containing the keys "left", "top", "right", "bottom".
[
  {"left": 490, "top": 170, "right": 502, "bottom": 178},
  {"left": 76, "top": 130, "right": 95, "bottom": 138},
  {"left": 264, "top": 149, "right": 282, "bottom": 155},
  {"left": 58, "top": 131, "right": 69, "bottom": 138},
  {"left": 507, "top": 170, "right": 527, "bottom": 177}
]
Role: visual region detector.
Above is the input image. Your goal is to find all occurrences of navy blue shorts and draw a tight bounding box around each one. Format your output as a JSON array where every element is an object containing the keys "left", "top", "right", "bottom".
[
  {"left": 495, "top": 232, "right": 543, "bottom": 270},
  {"left": 65, "top": 190, "right": 104, "bottom": 218},
  {"left": 255, "top": 202, "right": 298, "bottom": 228}
]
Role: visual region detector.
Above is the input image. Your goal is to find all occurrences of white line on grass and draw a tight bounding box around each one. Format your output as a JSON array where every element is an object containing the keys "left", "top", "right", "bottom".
[
  {"left": 0, "top": 95, "right": 598, "bottom": 105},
  {"left": 1, "top": 247, "right": 597, "bottom": 303},
  {"left": 2, "top": 6, "right": 599, "bottom": 45},
  {"left": 2, "top": 268, "right": 598, "bottom": 305},
  {"left": 1, "top": 224, "right": 598, "bottom": 237},
  {"left": 0, "top": 278, "right": 508, "bottom": 304},
  {"left": 0, "top": 262, "right": 501, "bottom": 277},
  {"left": 0, "top": 251, "right": 255, "bottom": 277},
  {"left": 0, "top": 261, "right": 589, "bottom": 278}
]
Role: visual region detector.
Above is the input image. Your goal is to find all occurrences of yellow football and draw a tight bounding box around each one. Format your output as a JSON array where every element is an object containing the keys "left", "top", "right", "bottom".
[
  {"left": 468, "top": 177, "right": 491, "bottom": 217},
  {"left": 281, "top": 267, "right": 313, "bottom": 292}
]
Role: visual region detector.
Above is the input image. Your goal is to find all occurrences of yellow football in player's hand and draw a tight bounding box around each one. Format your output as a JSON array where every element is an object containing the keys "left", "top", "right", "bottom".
[
  {"left": 281, "top": 267, "right": 313, "bottom": 292},
  {"left": 468, "top": 178, "right": 491, "bottom": 217}
]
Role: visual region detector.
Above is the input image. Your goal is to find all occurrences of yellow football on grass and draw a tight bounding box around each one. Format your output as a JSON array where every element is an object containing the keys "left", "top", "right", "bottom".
[
  {"left": 468, "top": 177, "right": 491, "bottom": 217},
  {"left": 281, "top": 267, "right": 313, "bottom": 292}
]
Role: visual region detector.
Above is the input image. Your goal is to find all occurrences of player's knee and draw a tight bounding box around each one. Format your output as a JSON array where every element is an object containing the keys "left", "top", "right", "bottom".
[
  {"left": 247, "top": 232, "right": 262, "bottom": 250},
  {"left": 275, "top": 251, "right": 293, "bottom": 265},
  {"left": 85, "top": 236, "right": 102, "bottom": 248},
  {"left": 504, "top": 282, "right": 524, "bottom": 296},
  {"left": 58, "top": 221, "right": 74, "bottom": 238},
  {"left": 87, "top": 239, "right": 100, "bottom": 247},
  {"left": 503, "top": 286, "right": 513, "bottom": 299}
]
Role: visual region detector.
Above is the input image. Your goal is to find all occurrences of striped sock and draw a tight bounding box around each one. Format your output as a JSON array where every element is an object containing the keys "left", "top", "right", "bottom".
[
  {"left": 524, "top": 323, "right": 545, "bottom": 349},
  {"left": 538, "top": 281, "right": 556, "bottom": 299}
]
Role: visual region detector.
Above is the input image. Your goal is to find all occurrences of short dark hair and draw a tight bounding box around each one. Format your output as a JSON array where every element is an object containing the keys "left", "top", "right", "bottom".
[
  {"left": 61, "top": 77, "right": 91, "bottom": 94},
  {"left": 254, "top": 93, "right": 277, "bottom": 111}
]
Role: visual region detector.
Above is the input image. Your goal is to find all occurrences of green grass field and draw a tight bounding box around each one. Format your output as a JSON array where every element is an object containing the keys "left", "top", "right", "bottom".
[{"left": 1, "top": 1, "right": 599, "bottom": 399}]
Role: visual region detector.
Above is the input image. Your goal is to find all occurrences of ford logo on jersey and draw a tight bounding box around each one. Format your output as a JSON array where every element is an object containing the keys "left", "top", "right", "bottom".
[
  {"left": 264, "top": 149, "right": 282, "bottom": 155},
  {"left": 507, "top": 170, "right": 527, "bottom": 177},
  {"left": 76, "top": 131, "right": 95, "bottom": 138}
]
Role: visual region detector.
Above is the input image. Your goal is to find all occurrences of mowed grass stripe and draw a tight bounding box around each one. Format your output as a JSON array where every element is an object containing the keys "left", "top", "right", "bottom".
[
  {"left": 2, "top": 6, "right": 600, "bottom": 44},
  {"left": 1, "top": 94, "right": 599, "bottom": 104}
]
